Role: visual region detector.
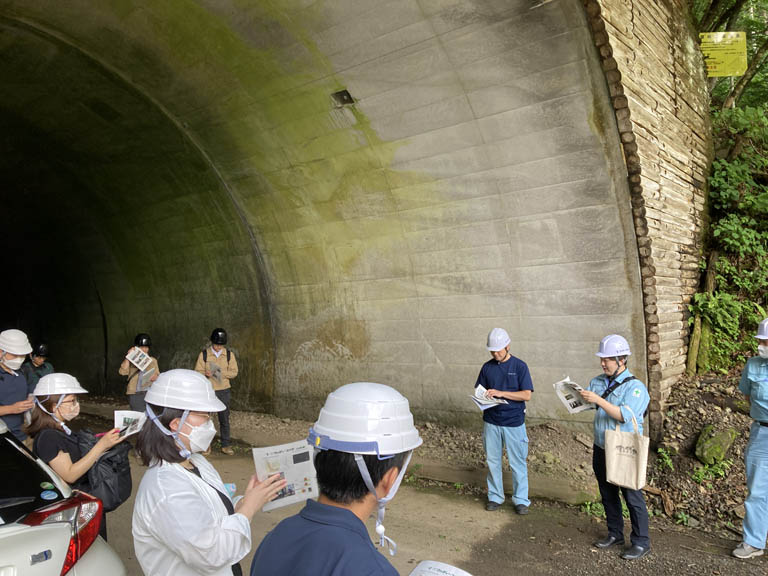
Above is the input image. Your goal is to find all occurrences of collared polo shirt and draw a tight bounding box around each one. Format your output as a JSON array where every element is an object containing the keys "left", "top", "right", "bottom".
[
  {"left": 587, "top": 369, "right": 649, "bottom": 449},
  {"left": 739, "top": 356, "right": 768, "bottom": 422},
  {"left": 475, "top": 355, "right": 533, "bottom": 427},
  {"left": 250, "top": 499, "right": 398, "bottom": 576}
]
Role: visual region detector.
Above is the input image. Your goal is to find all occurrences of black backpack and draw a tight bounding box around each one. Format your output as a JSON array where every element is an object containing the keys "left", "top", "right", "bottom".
[{"left": 77, "top": 430, "right": 133, "bottom": 512}]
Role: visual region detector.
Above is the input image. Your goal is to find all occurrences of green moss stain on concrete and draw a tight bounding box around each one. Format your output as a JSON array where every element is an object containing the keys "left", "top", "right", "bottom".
[{"left": 133, "top": 2, "right": 437, "bottom": 285}]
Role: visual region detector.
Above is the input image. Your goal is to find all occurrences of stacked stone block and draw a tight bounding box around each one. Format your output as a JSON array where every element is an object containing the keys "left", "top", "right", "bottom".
[{"left": 582, "top": 0, "right": 712, "bottom": 438}]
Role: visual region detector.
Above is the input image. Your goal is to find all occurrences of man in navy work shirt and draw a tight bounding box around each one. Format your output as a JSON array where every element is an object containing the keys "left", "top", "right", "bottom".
[
  {"left": 251, "top": 382, "right": 422, "bottom": 576},
  {"left": 0, "top": 329, "right": 35, "bottom": 442},
  {"left": 475, "top": 327, "right": 534, "bottom": 514}
]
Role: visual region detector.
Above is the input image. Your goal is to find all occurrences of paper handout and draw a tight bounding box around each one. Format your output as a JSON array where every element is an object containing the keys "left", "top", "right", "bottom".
[
  {"left": 553, "top": 377, "right": 592, "bottom": 414},
  {"left": 207, "top": 361, "right": 222, "bottom": 385},
  {"left": 136, "top": 367, "right": 155, "bottom": 392},
  {"left": 408, "top": 561, "right": 473, "bottom": 576},
  {"left": 125, "top": 346, "right": 152, "bottom": 372},
  {"left": 469, "top": 384, "right": 508, "bottom": 411},
  {"left": 253, "top": 439, "right": 318, "bottom": 512},
  {"left": 114, "top": 410, "right": 146, "bottom": 438}
]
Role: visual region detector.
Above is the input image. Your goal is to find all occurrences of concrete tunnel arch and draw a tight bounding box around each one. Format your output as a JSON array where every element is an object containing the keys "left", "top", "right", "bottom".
[{"left": 0, "top": 0, "right": 710, "bottom": 433}]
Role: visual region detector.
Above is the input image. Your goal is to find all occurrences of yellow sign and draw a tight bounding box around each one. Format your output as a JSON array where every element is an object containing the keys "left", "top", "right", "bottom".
[{"left": 700, "top": 32, "right": 748, "bottom": 77}]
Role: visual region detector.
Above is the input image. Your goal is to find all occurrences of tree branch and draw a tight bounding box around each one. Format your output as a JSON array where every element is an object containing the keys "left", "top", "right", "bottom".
[
  {"left": 723, "top": 35, "right": 768, "bottom": 108},
  {"left": 700, "top": 0, "right": 732, "bottom": 31},
  {"left": 710, "top": 0, "right": 748, "bottom": 31}
]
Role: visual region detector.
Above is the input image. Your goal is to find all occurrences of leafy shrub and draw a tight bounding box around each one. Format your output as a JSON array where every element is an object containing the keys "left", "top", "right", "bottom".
[{"left": 691, "top": 107, "right": 768, "bottom": 371}]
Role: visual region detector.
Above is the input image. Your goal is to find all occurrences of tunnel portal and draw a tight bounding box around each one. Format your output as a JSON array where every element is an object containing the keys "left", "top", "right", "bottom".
[{"left": 0, "top": 0, "right": 710, "bottom": 433}]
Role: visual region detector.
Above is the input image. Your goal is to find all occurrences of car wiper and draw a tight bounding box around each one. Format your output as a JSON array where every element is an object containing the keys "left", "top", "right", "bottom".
[{"left": 0, "top": 496, "right": 36, "bottom": 509}]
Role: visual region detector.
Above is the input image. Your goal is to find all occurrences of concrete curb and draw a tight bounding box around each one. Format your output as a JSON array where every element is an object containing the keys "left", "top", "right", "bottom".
[{"left": 82, "top": 401, "right": 598, "bottom": 505}]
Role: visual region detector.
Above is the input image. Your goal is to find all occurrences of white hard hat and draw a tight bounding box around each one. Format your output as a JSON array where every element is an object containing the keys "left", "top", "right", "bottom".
[
  {"left": 596, "top": 334, "right": 632, "bottom": 357},
  {"left": 486, "top": 328, "right": 511, "bottom": 352},
  {"left": 144, "top": 369, "right": 226, "bottom": 412},
  {"left": 755, "top": 318, "right": 768, "bottom": 340},
  {"left": 308, "top": 382, "right": 422, "bottom": 456},
  {"left": 33, "top": 373, "right": 88, "bottom": 396},
  {"left": 0, "top": 329, "right": 32, "bottom": 355}
]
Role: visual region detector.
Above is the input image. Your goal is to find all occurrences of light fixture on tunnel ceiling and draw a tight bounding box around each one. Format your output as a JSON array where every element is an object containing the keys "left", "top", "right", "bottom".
[{"left": 331, "top": 89, "right": 355, "bottom": 107}]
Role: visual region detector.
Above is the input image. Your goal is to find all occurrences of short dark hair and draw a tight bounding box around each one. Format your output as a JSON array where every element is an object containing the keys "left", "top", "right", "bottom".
[
  {"left": 315, "top": 449, "right": 407, "bottom": 504},
  {"left": 135, "top": 404, "right": 186, "bottom": 466}
]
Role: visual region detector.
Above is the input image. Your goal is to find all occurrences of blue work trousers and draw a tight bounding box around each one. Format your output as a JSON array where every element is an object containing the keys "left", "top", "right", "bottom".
[
  {"left": 743, "top": 422, "right": 768, "bottom": 550},
  {"left": 592, "top": 445, "right": 650, "bottom": 548},
  {"left": 483, "top": 421, "right": 530, "bottom": 506}
]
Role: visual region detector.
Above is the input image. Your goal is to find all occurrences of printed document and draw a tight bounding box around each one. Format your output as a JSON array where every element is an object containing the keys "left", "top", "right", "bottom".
[
  {"left": 469, "top": 384, "right": 508, "bottom": 411},
  {"left": 126, "top": 346, "right": 152, "bottom": 371},
  {"left": 114, "top": 410, "right": 146, "bottom": 438},
  {"left": 253, "top": 439, "right": 318, "bottom": 512},
  {"left": 208, "top": 362, "right": 222, "bottom": 385},
  {"left": 553, "top": 377, "right": 592, "bottom": 414},
  {"left": 136, "top": 367, "right": 155, "bottom": 392}
]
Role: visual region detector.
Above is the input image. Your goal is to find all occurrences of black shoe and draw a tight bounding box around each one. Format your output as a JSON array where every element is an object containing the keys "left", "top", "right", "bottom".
[
  {"left": 514, "top": 504, "right": 529, "bottom": 515},
  {"left": 593, "top": 535, "right": 625, "bottom": 548},
  {"left": 486, "top": 501, "right": 501, "bottom": 511},
  {"left": 621, "top": 545, "right": 651, "bottom": 560}
]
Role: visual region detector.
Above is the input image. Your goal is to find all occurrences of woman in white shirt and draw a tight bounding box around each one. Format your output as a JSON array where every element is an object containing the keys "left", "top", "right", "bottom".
[{"left": 132, "top": 369, "right": 285, "bottom": 576}]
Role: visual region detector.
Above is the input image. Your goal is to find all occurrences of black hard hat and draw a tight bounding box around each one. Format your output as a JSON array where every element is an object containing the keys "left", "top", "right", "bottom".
[
  {"left": 210, "top": 328, "right": 227, "bottom": 345},
  {"left": 134, "top": 333, "right": 152, "bottom": 347},
  {"left": 32, "top": 343, "right": 49, "bottom": 358}
]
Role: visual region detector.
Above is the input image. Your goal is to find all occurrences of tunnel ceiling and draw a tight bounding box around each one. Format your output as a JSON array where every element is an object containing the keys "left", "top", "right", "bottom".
[{"left": 0, "top": 0, "right": 648, "bottom": 423}]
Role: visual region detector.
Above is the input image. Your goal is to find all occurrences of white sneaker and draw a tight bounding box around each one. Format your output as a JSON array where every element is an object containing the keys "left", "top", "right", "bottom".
[{"left": 732, "top": 542, "right": 764, "bottom": 559}]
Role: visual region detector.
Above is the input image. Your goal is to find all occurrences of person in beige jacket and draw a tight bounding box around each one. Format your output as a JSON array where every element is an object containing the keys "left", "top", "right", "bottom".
[
  {"left": 194, "top": 328, "right": 238, "bottom": 455},
  {"left": 119, "top": 333, "right": 159, "bottom": 413}
]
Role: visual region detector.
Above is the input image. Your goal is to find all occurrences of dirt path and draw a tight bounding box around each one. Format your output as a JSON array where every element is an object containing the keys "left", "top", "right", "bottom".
[{"left": 109, "top": 450, "right": 766, "bottom": 576}]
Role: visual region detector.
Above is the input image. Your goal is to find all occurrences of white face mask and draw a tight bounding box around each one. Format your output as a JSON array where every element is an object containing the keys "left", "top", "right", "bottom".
[
  {"left": 2, "top": 355, "right": 24, "bottom": 371},
  {"left": 60, "top": 403, "right": 80, "bottom": 421},
  {"left": 180, "top": 419, "right": 216, "bottom": 453},
  {"left": 759, "top": 345, "right": 768, "bottom": 359}
]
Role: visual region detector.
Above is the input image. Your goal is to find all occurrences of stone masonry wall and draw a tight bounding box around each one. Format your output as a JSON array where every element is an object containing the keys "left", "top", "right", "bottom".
[{"left": 582, "top": 0, "right": 712, "bottom": 439}]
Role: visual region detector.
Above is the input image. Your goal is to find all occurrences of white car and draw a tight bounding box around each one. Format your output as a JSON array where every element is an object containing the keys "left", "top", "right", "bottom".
[{"left": 0, "top": 419, "right": 126, "bottom": 576}]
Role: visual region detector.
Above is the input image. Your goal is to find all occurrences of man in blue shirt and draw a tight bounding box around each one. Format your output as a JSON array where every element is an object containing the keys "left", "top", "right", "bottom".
[
  {"left": 251, "top": 382, "right": 422, "bottom": 576},
  {"left": 732, "top": 318, "right": 768, "bottom": 560},
  {"left": 475, "top": 328, "right": 534, "bottom": 514},
  {"left": 579, "top": 334, "right": 650, "bottom": 560},
  {"left": 0, "top": 329, "right": 34, "bottom": 442}
]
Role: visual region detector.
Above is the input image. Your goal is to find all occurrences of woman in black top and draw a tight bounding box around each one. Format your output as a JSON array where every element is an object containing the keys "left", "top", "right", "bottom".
[{"left": 26, "top": 373, "right": 124, "bottom": 539}]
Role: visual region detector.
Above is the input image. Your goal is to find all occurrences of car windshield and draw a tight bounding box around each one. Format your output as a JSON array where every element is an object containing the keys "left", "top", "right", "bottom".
[{"left": 0, "top": 433, "right": 66, "bottom": 524}]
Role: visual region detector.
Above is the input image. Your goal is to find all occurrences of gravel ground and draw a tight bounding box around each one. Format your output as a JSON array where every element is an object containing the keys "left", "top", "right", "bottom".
[{"left": 92, "top": 370, "right": 753, "bottom": 541}]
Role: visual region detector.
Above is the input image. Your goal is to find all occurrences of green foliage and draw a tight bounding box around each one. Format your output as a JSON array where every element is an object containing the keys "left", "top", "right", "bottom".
[
  {"left": 691, "top": 458, "right": 733, "bottom": 484},
  {"left": 404, "top": 463, "right": 423, "bottom": 485},
  {"left": 693, "top": 0, "right": 768, "bottom": 108},
  {"left": 692, "top": 107, "right": 768, "bottom": 371},
  {"left": 675, "top": 511, "right": 690, "bottom": 526},
  {"left": 656, "top": 447, "right": 674, "bottom": 471},
  {"left": 581, "top": 501, "right": 605, "bottom": 518}
]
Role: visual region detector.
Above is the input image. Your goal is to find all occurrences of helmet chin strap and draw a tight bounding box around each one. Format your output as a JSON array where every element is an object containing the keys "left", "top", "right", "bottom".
[
  {"left": 608, "top": 357, "right": 626, "bottom": 380},
  {"left": 146, "top": 405, "right": 191, "bottom": 459},
  {"left": 35, "top": 396, "right": 72, "bottom": 435},
  {"left": 354, "top": 451, "right": 413, "bottom": 556}
]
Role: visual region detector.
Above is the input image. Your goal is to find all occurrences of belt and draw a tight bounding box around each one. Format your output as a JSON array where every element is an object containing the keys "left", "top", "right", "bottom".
[{"left": 759, "top": 422, "right": 768, "bottom": 427}]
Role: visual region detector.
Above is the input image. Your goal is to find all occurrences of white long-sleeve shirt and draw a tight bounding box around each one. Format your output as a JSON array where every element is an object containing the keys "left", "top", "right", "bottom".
[{"left": 132, "top": 454, "right": 250, "bottom": 575}]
